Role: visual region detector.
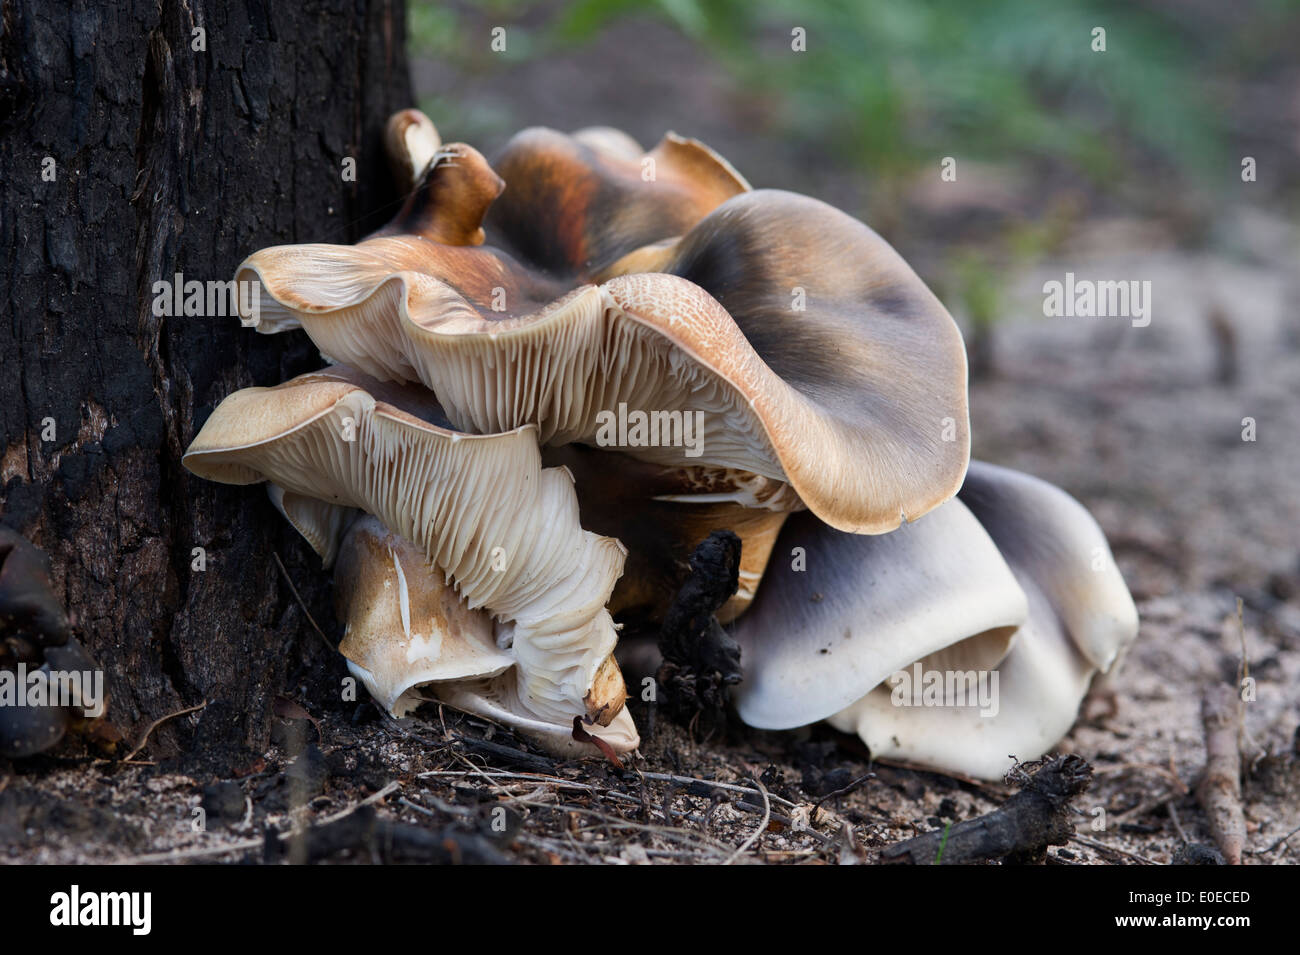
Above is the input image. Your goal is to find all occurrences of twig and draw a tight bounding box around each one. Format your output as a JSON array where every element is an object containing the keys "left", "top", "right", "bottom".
[
  {"left": 813, "top": 772, "right": 875, "bottom": 810},
  {"left": 1166, "top": 799, "right": 1190, "bottom": 844},
  {"left": 882, "top": 755, "right": 1093, "bottom": 865},
  {"left": 1247, "top": 822, "right": 1300, "bottom": 857},
  {"left": 312, "top": 780, "right": 401, "bottom": 827},
  {"left": 455, "top": 733, "right": 555, "bottom": 773},
  {"left": 636, "top": 770, "right": 799, "bottom": 809},
  {"left": 1070, "top": 834, "right": 1158, "bottom": 865},
  {"left": 721, "top": 777, "right": 770, "bottom": 865},
  {"left": 121, "top": 836, "right": 264, "bottom": 864},
  {"left": 121, "top": 781, "right": 401, "bottom": 864},
  {"left": 123, "top": 700, "right": 208, "bottom": 762},
  {"left": 272, "top": 553, "right": 335, "bottom": 654},
  {"left": 1197, "top": 683, "right": 1246, "bottom": 864}
]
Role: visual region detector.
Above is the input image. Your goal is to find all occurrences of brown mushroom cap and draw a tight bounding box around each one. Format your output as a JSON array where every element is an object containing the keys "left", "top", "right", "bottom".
[
  {"left": 234, "top": 119, "right": 968, "bottom": 534},
  {"left": 335, "top": 515, "right": 513, "bottom": 712},
  {"left": 182, "top": 366, "right": 628, "bottom": 727},
  {"left": 485, "top": 125, "right": 750, "bottom": 275}
]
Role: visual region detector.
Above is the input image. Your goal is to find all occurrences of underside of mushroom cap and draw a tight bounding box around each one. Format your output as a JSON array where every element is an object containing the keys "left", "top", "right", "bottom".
[
  {"left": 731, "top": 496, "right": 1028, "bottom": 731},
  {"left": 332, "top": 515, "right": 639, "bottom": 756},
  {"left": 232, "top": 111, "right": 968, "bottom": 533},
  {"left": 182, "top": 366, "right": 628, "bottom": 728},
  {"left": 235, "top": 214, "right": 968, "bottom": 532},
  {"left": 335, "top": 515, "right": 514, "bottom": 713},
  {"left": 544, "top": 443, "right": 796, "bottom": 624},
  {"left": 267, "top": 485, "right": 356, "bottom": 568}
]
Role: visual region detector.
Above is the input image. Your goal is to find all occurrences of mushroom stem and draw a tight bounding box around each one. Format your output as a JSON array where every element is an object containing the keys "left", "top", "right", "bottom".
[{"left": 379, "top": 143, "right": 505, "bottom": 247}]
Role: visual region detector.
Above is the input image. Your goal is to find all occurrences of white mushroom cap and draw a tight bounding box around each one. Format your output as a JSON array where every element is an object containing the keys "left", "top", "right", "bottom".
[
  {"left": 731, "top": 496, "right": 1027, "bottom": 731},
  {"left": 183, "top": 366, "right": 629, "bottom": 729},
  {"left": 958, "top": 461, "right": 1139, "bottom": 672},
  {"left": 732, "top": 461, "right": 1139, "bottom": 780},
  {"left": 826, "top": 582, "right": 1093, "bottom": 780}
]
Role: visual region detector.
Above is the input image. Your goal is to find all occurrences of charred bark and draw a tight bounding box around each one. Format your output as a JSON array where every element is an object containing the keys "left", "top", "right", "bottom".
[{"left": 0, "top": 0, "right": 411, "bottom": 764}]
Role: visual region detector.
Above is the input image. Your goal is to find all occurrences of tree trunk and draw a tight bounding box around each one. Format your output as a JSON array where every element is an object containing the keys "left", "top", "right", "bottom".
[{"left": 0, "top": 0, "right": 411, "bottom": 765}]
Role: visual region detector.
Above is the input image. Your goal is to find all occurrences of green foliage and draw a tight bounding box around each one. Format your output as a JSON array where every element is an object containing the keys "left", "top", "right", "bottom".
[{"left": 552, "top": 0, "right": 1238, "bottom": 190}]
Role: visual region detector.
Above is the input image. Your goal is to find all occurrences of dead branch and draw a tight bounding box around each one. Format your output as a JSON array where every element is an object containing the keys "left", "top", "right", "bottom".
[
  {"left": 1196, "top": 683, "right": 1246, "bottom": 864},
  {"left": 881, "top": 754, "right": 1093, "bottom": 865}
]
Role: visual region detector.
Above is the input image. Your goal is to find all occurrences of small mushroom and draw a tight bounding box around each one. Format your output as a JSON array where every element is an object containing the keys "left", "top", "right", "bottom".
[
  {"left": 731, "top": 461, "right": 1138, "bottom": 780},
  {"left": 182, "top": 366, "right": 634, "bottom": 748}
]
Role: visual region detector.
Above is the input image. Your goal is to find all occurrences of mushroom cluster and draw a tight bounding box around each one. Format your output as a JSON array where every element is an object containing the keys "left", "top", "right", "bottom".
[{"left": 183, "top": 109, "right": 1138, "bottom": 778}]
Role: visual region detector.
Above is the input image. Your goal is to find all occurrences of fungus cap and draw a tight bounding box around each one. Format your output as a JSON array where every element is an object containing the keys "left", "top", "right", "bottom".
[
  {"left": 732, "top": 461, "right": 1139, "bottom": 780},
  {"left": 332, "top": 515, "right": 640, "bottom": 756},
  {"left": 233, "top": 111, "right": 969, "bottom": 534},
  {"left": 334, "top": 515, "right": 514, "bottom": 714},
  {"left": 183, "top": 367, "right": 629, "bottom": 729},
  {"left": 731, "top": 496, "right": 1028, "bottom": 731}
]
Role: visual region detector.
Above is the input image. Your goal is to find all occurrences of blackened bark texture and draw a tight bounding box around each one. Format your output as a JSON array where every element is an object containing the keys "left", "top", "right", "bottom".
[{"left": 0, "top": 0, "right": 412, "bottom": 762}]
